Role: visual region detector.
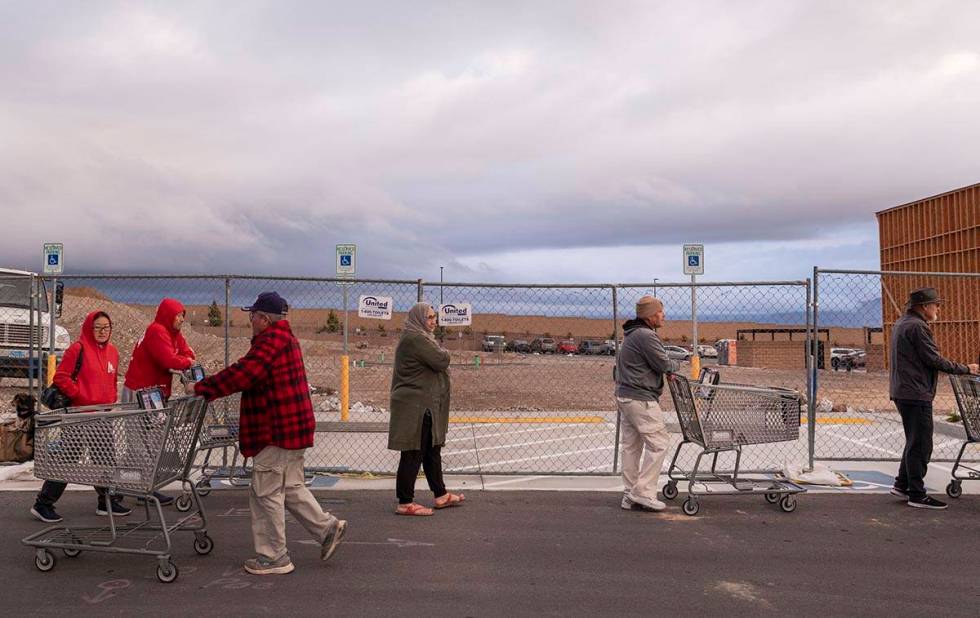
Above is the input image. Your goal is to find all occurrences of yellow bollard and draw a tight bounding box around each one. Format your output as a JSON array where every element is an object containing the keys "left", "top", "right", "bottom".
[
  {"left": 46, "top": 354, "right": 57, "bottom": 387},
  {"left": 690, "top": 354, "right": 701, "bottom": 380},
  {"left": 340, "top": 355, "right": 350, "bottom": 422}
]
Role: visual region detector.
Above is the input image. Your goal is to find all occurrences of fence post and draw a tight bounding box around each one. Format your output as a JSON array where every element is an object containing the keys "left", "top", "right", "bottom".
[
  {"left": 806, "top": 277, "right": 815, "bottom": 470},
  {"left": 809, "top": 267, "right": 819, "bottom": 468},
  {"left": 611, "top": 285, "right": 621, "bottom": 474},
  {"left": 417, "top": 279, "right": 424, "bottom": 303},
  {"left": 27, "top": 275, "right": 36, "bottom": 404},
  {"left": 224, "top": 277, "right": 231, "bottom": 368}
]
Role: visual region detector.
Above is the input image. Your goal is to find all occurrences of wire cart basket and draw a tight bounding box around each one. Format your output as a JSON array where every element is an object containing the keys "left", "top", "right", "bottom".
[
  {"left": 663, "top": 371, "right": 806, "bottom": 516},
  {"left": 175, "top": 393, "right": 250, "bottom": 512},
  {"left": 945, "top": 374, "right": 980, "bottom": 498},
  {"left": 22, "top": 396, "right": 211, "bottom": 583}
]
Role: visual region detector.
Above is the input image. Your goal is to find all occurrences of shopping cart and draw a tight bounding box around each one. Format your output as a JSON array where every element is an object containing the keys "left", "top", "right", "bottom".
[
  {"left": 175, "top": 392, "right": 250, "bottom": 512},
  {"left": 22, "top": 396, "right": 211, "bottom": 583},
  {"left": 663, "top": 372, "right": 806, "bottom": 516},
  {"left": 945, "top": 374, "right": 980, "bottom": 498}
]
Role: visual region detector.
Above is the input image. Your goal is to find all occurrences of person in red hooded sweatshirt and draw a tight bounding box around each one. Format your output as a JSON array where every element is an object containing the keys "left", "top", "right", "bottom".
[
  {"left": 121, "top": 298, "right": 196, "bottom": 506},
  {"left": 30, "top": 311, "right": 132, "bottom": 523}
]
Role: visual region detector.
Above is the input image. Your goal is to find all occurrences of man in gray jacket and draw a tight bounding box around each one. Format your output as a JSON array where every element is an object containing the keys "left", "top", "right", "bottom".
[
  {"left": 615, "top": 296, "right": 680, "bottom": 512},
  {"left": 890, "top": 287, "right": 978, "bottom": 510}
]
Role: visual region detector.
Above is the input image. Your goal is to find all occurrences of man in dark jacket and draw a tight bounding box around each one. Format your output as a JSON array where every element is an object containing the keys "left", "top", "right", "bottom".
[
  {"left": 615, "top": 296, "right": 680, "bottom": 512},
  {"left": 889, "top": 287, "right": 978, "bottom": 510},
  {"left": 192, "top": 292, "right": 347, "bottom": 574}
]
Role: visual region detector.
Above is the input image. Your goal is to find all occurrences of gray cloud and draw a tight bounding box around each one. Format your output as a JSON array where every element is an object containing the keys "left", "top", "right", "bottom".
[{"left": 1, "top": 1, "right": 978, "bottom": 281}]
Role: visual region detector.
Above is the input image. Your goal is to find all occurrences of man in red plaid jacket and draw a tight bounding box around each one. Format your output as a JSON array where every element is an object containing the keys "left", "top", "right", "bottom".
[{"left": 192, "top": 291, "right": 347, "bottom": 575}]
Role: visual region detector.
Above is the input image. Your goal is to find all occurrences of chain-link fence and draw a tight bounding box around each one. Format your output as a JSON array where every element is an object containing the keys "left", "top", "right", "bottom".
[
  {"left": 0, "top": 272, "right": 49, "bottom": 404},
  {"left": 8, "top": 274, "right": 814, "bottom": 476},
  {"left": 813, "top": 268, "right": 980, "bottom": 462}
]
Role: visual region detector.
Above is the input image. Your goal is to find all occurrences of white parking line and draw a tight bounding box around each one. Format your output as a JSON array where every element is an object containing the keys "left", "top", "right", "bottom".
[
  {"left": 445, "top": 424, "right": 596, "bottom": 443},
  {"left": 443, "top": 431, "right": 615, "bottom": 457},
  {"left": 447, "top": 445, "right": 615, "bottom": 472}
]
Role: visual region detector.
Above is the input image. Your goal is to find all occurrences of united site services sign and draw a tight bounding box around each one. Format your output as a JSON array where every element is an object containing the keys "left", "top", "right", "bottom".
[
  {"left": 438, "top": 303, "right": 472, "bottom": 326},
  {"left": 357, "top": 295, "right": 393, "bottom": 320}
]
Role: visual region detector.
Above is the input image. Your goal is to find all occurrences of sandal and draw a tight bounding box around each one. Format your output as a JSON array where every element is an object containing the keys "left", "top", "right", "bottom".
[
  {"left": 433, "top": 492, "right": 465, "bottom": 509},
  {"left": 395, "top": 502, "right": 433, "bottom": 516}
]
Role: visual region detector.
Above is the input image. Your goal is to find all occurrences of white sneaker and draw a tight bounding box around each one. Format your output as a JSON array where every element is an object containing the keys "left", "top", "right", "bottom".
[{"left": 626, "top": 493, "right": 666, "bottom": 512}]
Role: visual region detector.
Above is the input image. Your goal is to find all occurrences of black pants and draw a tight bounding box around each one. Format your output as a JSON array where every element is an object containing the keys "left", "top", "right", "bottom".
[
  {"left": 34, "top": 421, "right": 117, "bottom": 509},
  {"left": 35, "top": 481, "right": 109, "bottom": 508},
  {"left": 894, "top": 399, "right": 934, "bottom": 500},
  {"left": 396, "top": 412, "right": 447, "bottom": 504}
]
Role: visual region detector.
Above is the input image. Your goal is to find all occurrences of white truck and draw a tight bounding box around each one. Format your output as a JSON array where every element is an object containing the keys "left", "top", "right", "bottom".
[{"left": 0, "top": 267, "right": 70, "bottom": 382}]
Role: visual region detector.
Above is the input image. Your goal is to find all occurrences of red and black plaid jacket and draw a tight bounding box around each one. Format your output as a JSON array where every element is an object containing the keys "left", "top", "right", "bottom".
[{"left": 194, "top": 320, "right": 315, "bottom": 457}]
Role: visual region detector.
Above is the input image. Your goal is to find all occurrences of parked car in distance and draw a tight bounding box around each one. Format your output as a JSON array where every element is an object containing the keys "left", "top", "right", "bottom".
[
  {"left": 508, "top": 339, "right": 530, "bottom": 353},
  {"left": 603, "top": 339, "right": 618, "bottom": 355},
  {"left": 696, "top": 345, "right": 718, "bottom": 358},
  {"left": 664, "top": 345, "right": 692, "bottom": 361},
  {"left": 482, "top": 335, "right": 507, "bottom": 352},
  {"left": 577, "top": 340, "right": 607, "bottom": 355},
  {"left": 557, "top": 339, "right": 578, "bottom": 354},
  {"left": 830, "top": 347, "right": 859, "bottom": 370},
  {"left": 841, "top": 349, "right": 866, "bottom": 371},
  {"left": 530, "top": 337, "right": 557, "bottom": 354}
]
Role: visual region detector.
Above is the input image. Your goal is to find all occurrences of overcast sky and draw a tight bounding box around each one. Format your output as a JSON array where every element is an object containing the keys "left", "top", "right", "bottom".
[{"left": 1, "top": 1, "right": 978, "bottom": 283}]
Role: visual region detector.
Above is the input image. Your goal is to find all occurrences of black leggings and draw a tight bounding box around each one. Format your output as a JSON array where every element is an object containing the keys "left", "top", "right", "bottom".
[{"left": 396, "top": 412, "right": 447, "bottom": 504}]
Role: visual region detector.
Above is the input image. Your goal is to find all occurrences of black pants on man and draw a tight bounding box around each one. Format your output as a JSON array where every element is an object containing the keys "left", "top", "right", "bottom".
[
  {"left": 395, "top": 411, "right": 447, "bottom": 505},
  {"left": 894, "top": 399, "right": 934, "bottom": 500}
]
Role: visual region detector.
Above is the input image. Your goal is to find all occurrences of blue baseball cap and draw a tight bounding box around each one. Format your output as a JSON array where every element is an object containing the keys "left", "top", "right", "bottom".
[{"left": 242, "top": 291, "right": 289, "bottom": 314}]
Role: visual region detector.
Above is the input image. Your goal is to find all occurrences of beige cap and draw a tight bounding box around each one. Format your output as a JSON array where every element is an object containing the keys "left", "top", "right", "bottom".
[{"left": 636, "top": 296, "right": 663, "bottom": 319}]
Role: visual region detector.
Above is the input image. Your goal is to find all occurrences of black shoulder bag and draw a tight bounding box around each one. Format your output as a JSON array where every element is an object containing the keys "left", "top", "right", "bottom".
[{"left": 39, "top": 348, "right": 84, "bottom": 410}]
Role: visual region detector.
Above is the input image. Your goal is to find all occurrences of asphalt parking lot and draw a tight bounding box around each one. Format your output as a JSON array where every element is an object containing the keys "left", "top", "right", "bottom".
[{"left": 4, "top": 489, "right": 980, "bottom": 617}]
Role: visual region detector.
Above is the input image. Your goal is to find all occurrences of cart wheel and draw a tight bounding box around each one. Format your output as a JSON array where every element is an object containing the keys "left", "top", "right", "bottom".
[
  {"left": 682, "top": 497, "right": 700, "bottom": 516},
  {"left": 196, "top": 478, "right": 211, "bottom": 497},
  {"left": 662, "top": 482, "right": 678, "bottom": 501},
  {"left": 63, "top": 546, "right": 81, "bottom": 558},
  {"left": 193, "top": 535, "right": 214, "bottom": 556},
  {"left": 779, "top": 495, "right": 798, "bottom": 513},
  {"left": 765, "top": 492, "right": 780, "bottom": 504},
  {"left": 946, "top": 481, "right": 962, "bottom": 499},
  {"left": 156, "top": 561, "right": 179, "bottom": 583},
  {"left": 175, "top": 494, "right": 193, "bottom": 513},
  {"left": 35, "top": 550, "right": 55, "bottom": 572}
]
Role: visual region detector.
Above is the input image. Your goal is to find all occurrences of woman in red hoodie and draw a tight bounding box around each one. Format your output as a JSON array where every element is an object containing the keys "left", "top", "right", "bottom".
[
  {"left": 123, "top": 298, "right": 196, "bottom": 400},
  {"left": 30, "top": 311, "right": 132, "bottom": 523},
  {"left": 121, "top": 298, "right": 195, "bottom": 506}
]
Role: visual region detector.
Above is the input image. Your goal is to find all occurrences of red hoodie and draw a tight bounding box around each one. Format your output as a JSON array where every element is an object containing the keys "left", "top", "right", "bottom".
[
  {"left": 124, "top": 298, "right": 196, "bottom": 397},
  {"left": 53, "top": 311, "right": 120, "bottom": 407}
]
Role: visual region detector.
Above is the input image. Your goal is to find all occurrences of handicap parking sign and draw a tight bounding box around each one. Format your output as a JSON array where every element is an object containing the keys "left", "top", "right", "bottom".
[
  {"left": 43, "top": 243, "right": 64, "bottom": 274},
  {"left": 682, "top": 244, "right": 704, "bottom": 275},
  {"left": 340, "top": 255, "right": 352, "bottom": 267},
  {"left": 336, "top": 244, "right": 356, "bottom": 277}
]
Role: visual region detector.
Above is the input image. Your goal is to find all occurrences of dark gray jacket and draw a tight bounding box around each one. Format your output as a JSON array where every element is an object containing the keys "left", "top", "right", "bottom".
[
  {"left": 615, "top": 319, "right": 681, "bottom": 402},
  {"left": 889, "top": 310, "right": 969, "bottom": 402}
]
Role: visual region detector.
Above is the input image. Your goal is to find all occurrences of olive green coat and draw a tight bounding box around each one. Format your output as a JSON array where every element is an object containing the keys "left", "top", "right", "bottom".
[{"left": 387, "top": 332, "right": 451, "bottom": 451}]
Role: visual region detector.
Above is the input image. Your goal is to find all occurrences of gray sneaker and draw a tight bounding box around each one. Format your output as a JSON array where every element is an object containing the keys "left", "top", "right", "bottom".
[
  {"left": 321, "top": 519, "right": 348, "bottom": 561},
  {"left": 243, "top": 554, "right": 295, "bottom": 575},
  {"left": 626, "top": 493, "right": 666, "bottom": 512}
]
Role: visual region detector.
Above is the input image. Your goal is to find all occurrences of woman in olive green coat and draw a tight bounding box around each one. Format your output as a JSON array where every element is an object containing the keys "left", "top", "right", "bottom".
[{"left": 388, "top": 302, "right": 464, "bottom": 516}]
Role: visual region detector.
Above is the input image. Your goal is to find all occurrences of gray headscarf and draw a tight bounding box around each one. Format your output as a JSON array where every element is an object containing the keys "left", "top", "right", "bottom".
[{"left": 403, "top": 302, "right": 437, "bottom": 343}]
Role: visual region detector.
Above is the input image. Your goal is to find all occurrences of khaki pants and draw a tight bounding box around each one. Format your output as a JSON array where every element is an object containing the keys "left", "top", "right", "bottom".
[
  {"left": 617, "top": 397, "right": 670, "bottom": 502},
  {"left": 250, "top": 445, "right": 336, "bottom": 561}
]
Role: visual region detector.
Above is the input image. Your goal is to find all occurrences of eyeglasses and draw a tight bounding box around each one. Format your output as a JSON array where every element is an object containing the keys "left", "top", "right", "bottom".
[{"left": 92, "top": 325, "right": 112, "bottom": 332}]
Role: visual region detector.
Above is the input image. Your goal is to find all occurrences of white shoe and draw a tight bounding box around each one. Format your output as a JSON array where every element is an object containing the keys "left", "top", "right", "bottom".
[{"left": 626, "top": 493, "right": 666, "bottom": 512}]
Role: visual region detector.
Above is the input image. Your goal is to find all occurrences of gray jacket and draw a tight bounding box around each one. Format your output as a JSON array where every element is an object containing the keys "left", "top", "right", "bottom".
[
  {"left": 615, "top": 319, "right": 681, "bottom": 401},
  {"left": 889, "top": 310, "right": 969, "bottom": 402}
]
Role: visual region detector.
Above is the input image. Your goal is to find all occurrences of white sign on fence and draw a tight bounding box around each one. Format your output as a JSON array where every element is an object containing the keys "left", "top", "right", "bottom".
[
  {"left": 683, "top": 244, "right": 704, "bottom": 275},
  {"left": 438, "top": 303, "right": 472, "bottom": 326},
  {"left": 357, "top": 295, "right": 393, "bottom": 320},
  {"left": 43, "top": 243, "right": 64, "bottom": 275}
]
